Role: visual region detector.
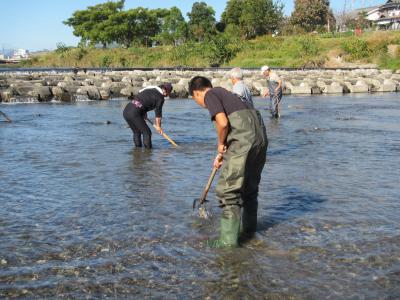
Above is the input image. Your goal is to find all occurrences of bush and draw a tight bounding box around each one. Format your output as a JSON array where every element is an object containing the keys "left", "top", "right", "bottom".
[
  {"left": 342, "top": 38, "right": 369, "bottom": 60},
  {"left": 205, "top": 35, "right": 242, "bottom": 66},
  {"left": 101, "top": 55, "right": 113, "bottom": 67},
  {"left": 73, "top": 47, "right": 88, "bottom": 61},
  {"left": 55, "top": 42, "right": 71, "bottom": 54},
  {"left": 296, "top": 36, "right": 320, "bottom": 57}
]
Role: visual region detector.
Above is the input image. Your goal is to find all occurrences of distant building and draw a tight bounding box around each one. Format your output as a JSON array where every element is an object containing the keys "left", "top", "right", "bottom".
[
  {"left": 366, "top": 0, "right": 400, "bottom": 30},
  {"left": 11, "top": 49, "right": 30, "bottom": 60},
  {"left": 0, "top": 54, "right": 4, "bottom": 60}
]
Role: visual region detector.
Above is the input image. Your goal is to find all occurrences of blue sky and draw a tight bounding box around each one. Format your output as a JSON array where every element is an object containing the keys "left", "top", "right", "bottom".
[{"left": 0, "top": 0, "right": 385, "bottom": 51}]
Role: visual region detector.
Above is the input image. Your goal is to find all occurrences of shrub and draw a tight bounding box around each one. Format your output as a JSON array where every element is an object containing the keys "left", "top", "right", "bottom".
[
  {"left": 74, "top": 47, "right": 88, "bottom": 61},
  {"left": 342, "top": 38, "right": 369, "bottom": 60},
  {"left": 101, "top": 55, "right": 113, "bottom": 67},
  {"left": 55, "top": 42, "right": 71, "bottom": 54},
  {"left": 296, "top": 36, "right": 320, "bottom": 57},
  {"left": 205, "top": 35, "right": 242, "bottom": 66}
]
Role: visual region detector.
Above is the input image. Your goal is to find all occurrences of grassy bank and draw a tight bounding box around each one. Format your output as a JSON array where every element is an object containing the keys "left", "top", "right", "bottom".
[{"left": 22, "top": 31, "right": 400, "bottom": 70}]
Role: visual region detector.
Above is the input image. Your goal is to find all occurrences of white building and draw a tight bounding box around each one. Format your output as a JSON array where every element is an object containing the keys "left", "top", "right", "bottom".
[
  {"left": 366, "top": 0, "right": 400, "bottom": 30},
  {"left": 11, "top": 49, "right": 30, "bottom": 60}
]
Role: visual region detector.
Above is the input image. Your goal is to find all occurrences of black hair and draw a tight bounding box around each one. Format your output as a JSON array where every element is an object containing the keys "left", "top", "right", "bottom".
[
  {"left": 159, "top": 82, "right": 173, "bottom": 94},
  {"left": 188, "top": 76, "right": 213, "bottom": 96}
]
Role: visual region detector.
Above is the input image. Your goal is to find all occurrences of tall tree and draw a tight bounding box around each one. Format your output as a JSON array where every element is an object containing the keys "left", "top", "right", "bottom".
[
  {"left": 64, "top": 0, "right": 125, "bottom": 48},
  {"left": 187, "top": 2, "right": 216, "bottom": 42},
  {"left": 221, "top": 0, "right": 243, "bottom": 26},
  {"left": 156, "top": 7, "right": 188, "bottom": 45},
  {"left": 291, "top": 0, "right": 330, "bottom": 32},
  {"left": 221, "top": 0, "right": 284, "bottom": 39}
]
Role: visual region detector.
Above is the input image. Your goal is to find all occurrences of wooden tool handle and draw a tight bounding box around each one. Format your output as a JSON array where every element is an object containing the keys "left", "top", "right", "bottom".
[
  {"left": 161, "top": 132, "right": 179, "bottom": 147},
  {"left": 199, "top": 167, "right": 218, "bottom": 204},
  {"left": 146, "top": 118, "right": 179, "bottom": 147},
  {"left": 0, "top": 111, "right": 12, "bottom": 122}
]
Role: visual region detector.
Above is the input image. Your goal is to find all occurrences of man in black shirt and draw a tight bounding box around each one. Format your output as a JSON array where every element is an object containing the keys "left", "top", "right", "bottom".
[
  {"left": 189, "top": 76, "right": 268, "bottom": 247},
  {"left": 123, "top": 83, "right": 172, "bottom": 149}
]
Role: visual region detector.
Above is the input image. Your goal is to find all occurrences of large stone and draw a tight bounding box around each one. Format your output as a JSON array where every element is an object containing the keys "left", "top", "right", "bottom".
[
  {"left": 170, "top": 84, "right": 188, "bottom": 98},
  {"left": 344, "top": 80, "right": 369, "bottom": 93},
  {"left": 76, "top": 86, "right": 102, "bottom": 100},
  {"left": 372, "top": 79, "right": 397, "bottom": 92},
  {"left": 286, "top": 81, "right": 312, "bottom": 94},
  {"left": 100, "top": 89, "right": 111, "bottom": 100},
  {"left": 11, "top": 84, "right": 36, "bottom": 97},
  {"left": 0, "top": 90, "right": 13, "bottom": 102},
  {"left": 28, "top": 86, "right": 53, "bottom": 102},
  {"left": 120, "top": 86, "right": 142, "bottom": 97},
  {"left": 52, "top": 86, "right": 73, "bottom": 102}
]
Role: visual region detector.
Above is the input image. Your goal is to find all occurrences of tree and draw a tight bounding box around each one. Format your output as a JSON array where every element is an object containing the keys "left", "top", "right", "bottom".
[
  {"left": 221, "top": 0, "right": 243, "bottom": 26},
  {"left": 187, "top": 2, "right": 216, "bottom": 42},
  {"left": 221, "top": 0, "right": 284, "bottom": 39},
  {"left": 156, "top": 7, "right": 188, "bottom": 45},
  {"left": 344, "top": 11, "right": 371, "bottom": 30},
  {"left": 291, "top": 0, "right": 330, "bottom": 32},
  {"left": 64, "top": 0, "right": 125, "bottom": 48}
]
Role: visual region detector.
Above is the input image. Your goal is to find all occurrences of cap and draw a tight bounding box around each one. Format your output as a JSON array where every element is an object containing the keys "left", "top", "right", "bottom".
[
  {"left": 261, "top": 65, "right": 270, "bottom": 74},
  {"left": 161, "top": 82, "right": 173, "bottom": 94}
]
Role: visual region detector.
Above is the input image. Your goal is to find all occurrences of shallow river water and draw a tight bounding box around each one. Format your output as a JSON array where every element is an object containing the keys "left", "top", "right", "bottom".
[{"left": 1, "top": 94, "right": 399, "bottom": 299}]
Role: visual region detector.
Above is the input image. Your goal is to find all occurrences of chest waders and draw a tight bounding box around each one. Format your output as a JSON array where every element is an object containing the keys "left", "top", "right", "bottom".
[
  {"left": 207, "top": 109, "right": 268, "bottom": 248},
  {"left": 268, "top": 80, "right": 283, "bottom": 117}
]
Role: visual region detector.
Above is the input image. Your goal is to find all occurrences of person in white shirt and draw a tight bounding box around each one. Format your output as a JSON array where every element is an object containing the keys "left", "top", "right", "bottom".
[{"left": 261, "top": 66, "right": 283, "bottom": 118}]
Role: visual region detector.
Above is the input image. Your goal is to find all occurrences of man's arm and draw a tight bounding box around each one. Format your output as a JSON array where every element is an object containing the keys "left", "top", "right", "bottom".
[
  {"left": 213, "top": 112, "right": 229, "bottom": 169},
  {"left": 155, "top": 117, "right": 163, "bottom": 134}
]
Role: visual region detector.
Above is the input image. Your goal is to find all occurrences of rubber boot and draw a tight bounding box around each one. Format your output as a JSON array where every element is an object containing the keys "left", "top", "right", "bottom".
[
  {"left": 240, "top": 203, "right": 258, "bottom": 242},
  {"left": 207, "top": 205, "right": 241, "bottom": 248}
]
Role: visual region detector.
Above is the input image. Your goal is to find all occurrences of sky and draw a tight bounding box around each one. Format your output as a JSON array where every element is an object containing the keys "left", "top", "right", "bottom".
[{"left": 0, "top": 0, "right": 385, "bottom": 52}]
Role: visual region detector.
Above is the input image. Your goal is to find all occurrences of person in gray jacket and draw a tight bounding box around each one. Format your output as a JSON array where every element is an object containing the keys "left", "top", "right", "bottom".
[{"left": 230, "top": 68, "right": 254, "bottom": 108}]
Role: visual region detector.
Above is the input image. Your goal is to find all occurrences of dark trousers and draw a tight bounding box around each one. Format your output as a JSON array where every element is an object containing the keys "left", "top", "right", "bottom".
[{"left": 123, "top": 102, "right": 152, "bottom": 148}]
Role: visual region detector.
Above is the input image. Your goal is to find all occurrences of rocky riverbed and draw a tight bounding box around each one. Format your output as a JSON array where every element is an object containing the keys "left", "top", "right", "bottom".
[{"left": 0, "top": 68, "right": 399, "bottom": 103}]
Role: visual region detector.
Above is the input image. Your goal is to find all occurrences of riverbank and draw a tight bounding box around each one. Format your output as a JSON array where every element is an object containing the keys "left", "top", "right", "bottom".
[
  {"left": 19, "top": 32, "right": 400, "bottom": 70},
  {"left": 0, "top": 68, "right": 399, "bottom": 103}
]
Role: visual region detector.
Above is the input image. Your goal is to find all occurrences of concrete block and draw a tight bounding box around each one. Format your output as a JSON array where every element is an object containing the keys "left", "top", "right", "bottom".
[
  {"left": 286, "top": 82, "right": 312, "bottom": 94},
  {"left": 76, "top": 86, "right": 101, "bottom": 100},
  {"left": 344, "top": 80, "right": 369, "bottom": 93},
  {"left": 28, "top": 86, "right": 53, "bottom": 102}
]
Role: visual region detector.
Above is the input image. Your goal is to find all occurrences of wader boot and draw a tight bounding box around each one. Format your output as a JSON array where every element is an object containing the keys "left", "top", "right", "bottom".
[
  {"left": 207, "top": 205, "right": 241, "bottom": 248},
  {"left": 241, "top": 201, "right": 258, "bottom": 241}
]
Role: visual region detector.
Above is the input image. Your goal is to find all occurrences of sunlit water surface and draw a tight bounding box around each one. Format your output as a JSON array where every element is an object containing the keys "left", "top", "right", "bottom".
[{"left": 1, "top": 94, "right": 399, "bottom": 299}]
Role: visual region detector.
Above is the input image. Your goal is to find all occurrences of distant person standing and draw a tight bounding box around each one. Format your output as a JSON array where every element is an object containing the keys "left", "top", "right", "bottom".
[
  {"left": 261, "top": 66, "right": 283, "bottom": 118},
  {"left": 229, "top": 67, "right": 254, "bottom": 108},
  {"left": 123, "top": 83, "right": 172, "bottom": 149}
]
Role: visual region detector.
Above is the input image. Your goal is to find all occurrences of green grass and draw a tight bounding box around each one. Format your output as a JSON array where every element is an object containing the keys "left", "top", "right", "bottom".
[{"left": 21, "top": 31, "right": 400, "bottom": 70}]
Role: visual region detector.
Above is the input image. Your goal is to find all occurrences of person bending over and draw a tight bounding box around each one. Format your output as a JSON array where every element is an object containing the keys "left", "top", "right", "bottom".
[
  {"left": 189, "top": 76, "right": 268, "bottom": 248},
  {"left": 123, "top": 83, "right": 172, "bottom": 149}
]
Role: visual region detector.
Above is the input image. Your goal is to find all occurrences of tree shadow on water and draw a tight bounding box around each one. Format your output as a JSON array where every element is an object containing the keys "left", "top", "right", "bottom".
[{"left": 258, "top": 186, "right": 326, "bottom": 231}]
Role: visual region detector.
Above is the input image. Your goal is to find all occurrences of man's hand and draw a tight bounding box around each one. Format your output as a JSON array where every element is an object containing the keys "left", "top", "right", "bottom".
[
  {"left": 213, "top": 153, "right": 224, "bottom": 169},
  {"left": 155, "top": 126, "right": 163, "bottom": 135},
  {"left": 263, "top": 89, "right": 269, "bottom": 97},
  {"left": 218, "top": 144, "right": 227, "bottom": 155}
]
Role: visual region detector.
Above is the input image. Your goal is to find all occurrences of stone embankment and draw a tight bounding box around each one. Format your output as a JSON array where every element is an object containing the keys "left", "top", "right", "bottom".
[{"left": 0, "top": 68, "right": 399, "bottom": 103}]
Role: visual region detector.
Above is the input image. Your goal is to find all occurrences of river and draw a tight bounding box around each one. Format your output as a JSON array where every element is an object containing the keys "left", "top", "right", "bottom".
[{"left": 1, "top": 94, "right": 399, "bottom": 299}]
